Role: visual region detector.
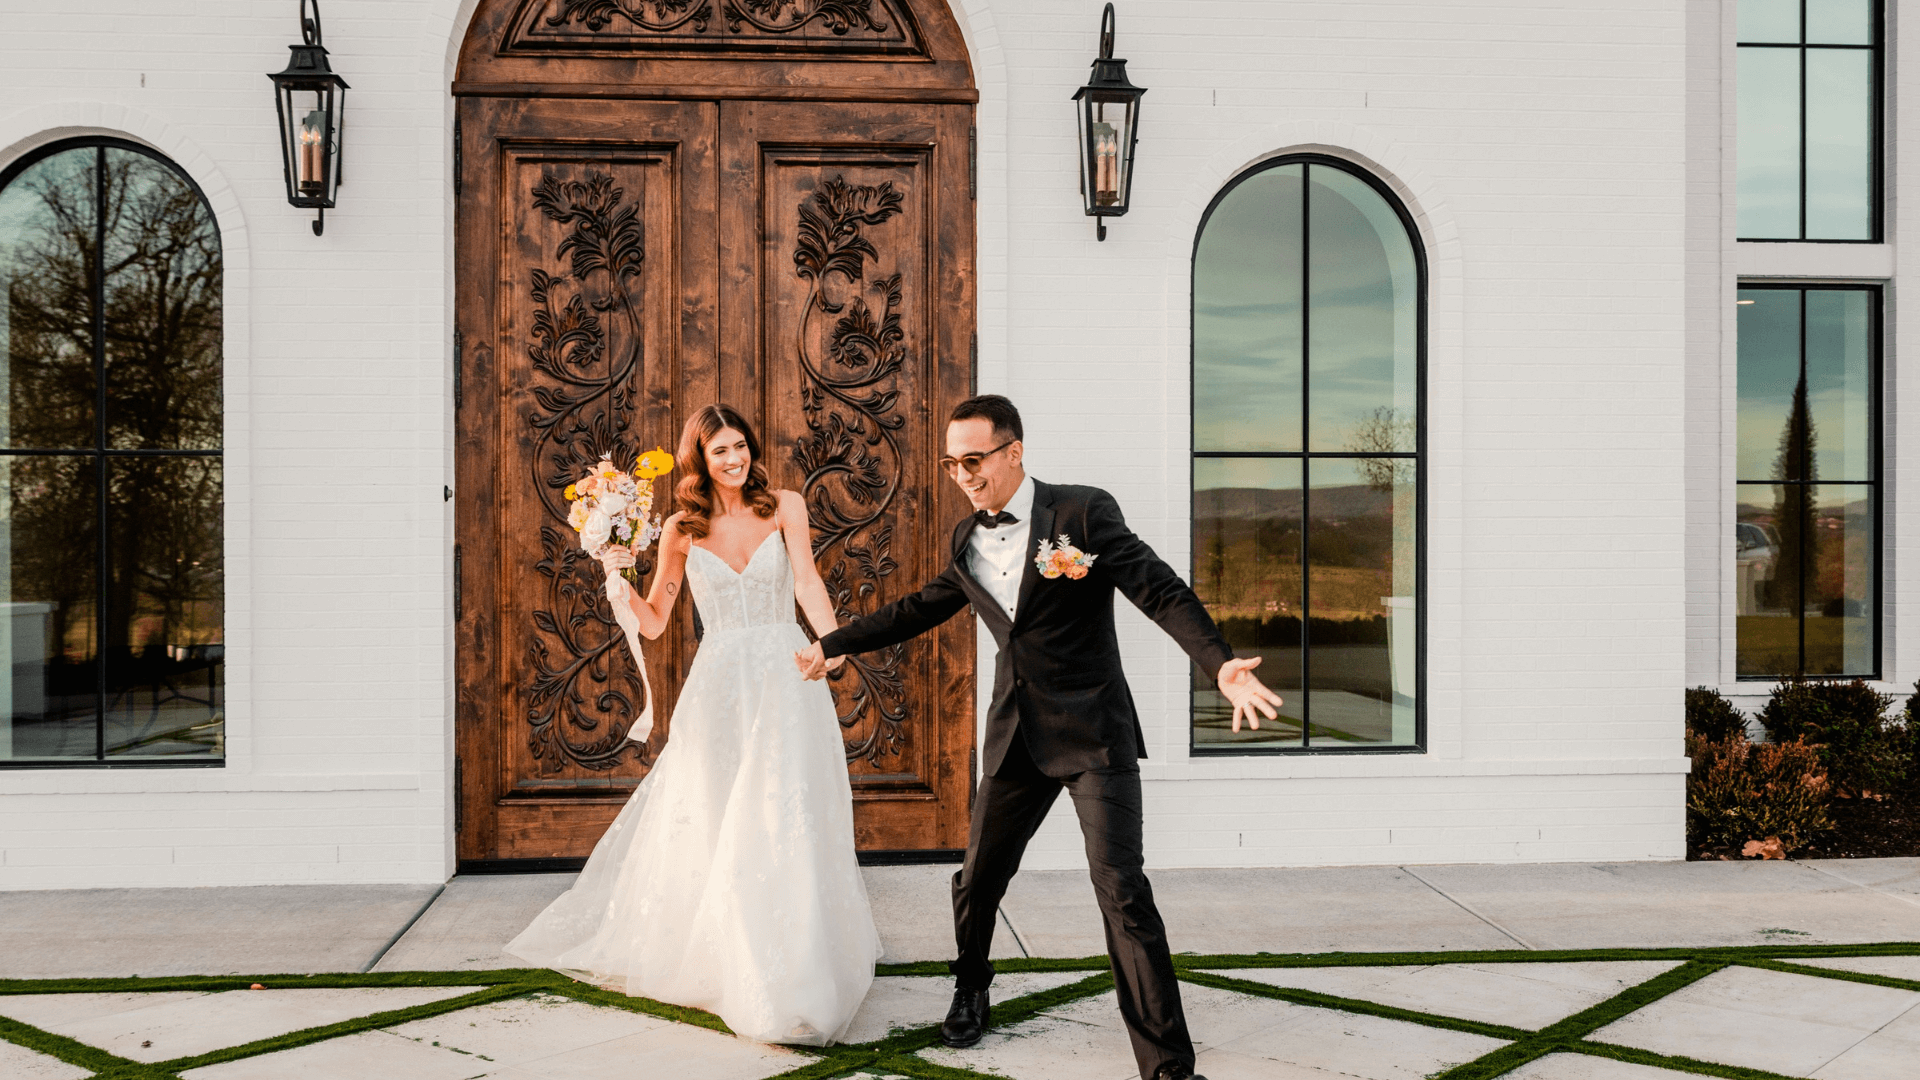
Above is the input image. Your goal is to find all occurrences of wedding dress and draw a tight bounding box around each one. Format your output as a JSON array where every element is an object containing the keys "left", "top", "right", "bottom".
[{"left": 504, "top": 530, "right": 882, "bottom": 1045}]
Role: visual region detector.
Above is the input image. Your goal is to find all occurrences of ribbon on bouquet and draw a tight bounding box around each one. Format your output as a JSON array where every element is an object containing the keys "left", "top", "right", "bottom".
[{"left": 603, "top": 571, "right": 655, "bottom": 745}]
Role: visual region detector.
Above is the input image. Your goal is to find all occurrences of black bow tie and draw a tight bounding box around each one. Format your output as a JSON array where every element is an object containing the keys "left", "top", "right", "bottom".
[{"left": 973, "top": 509, "right": 1019, "bottom": 528}]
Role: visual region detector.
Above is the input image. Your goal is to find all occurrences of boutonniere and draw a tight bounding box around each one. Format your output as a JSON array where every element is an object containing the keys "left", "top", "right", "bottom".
[{"left": 1035, "top": 534, "right": 1098, "bottom": 580}]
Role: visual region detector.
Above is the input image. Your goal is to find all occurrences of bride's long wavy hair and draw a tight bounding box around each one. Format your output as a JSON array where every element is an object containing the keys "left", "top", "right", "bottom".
[{"left": 674, "top": 404, "right": 778, "bottom": 540}]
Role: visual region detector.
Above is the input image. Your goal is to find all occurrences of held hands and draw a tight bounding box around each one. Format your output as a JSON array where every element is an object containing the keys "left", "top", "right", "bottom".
[
  {"left": 598, "top": 545, "right": 637, "bottom": 576},
  {"left": 1217, "top": 656, "right": 1284, "bottom": 732},
  {"left": 794, "top": 641, "right": 844, "bottom": 681}
]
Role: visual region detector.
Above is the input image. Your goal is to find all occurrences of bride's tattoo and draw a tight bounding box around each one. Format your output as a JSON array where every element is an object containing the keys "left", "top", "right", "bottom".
[{"left": 666, "top": 582, "right": 677, "bottom": 596}]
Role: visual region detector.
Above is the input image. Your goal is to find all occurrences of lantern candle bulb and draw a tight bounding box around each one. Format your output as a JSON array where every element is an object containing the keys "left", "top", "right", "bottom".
[
  {"left": 1092, "top": 122, "right": 1119, "bottom": 206},
  {"left": 297, "top": 109, "right": 324, "bottom": 195}
]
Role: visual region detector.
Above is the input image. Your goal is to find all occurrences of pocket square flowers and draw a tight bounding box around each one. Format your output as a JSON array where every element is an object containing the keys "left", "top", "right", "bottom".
[{"left": 1035, "top": 534, "right": 1097, "bottom": 580}]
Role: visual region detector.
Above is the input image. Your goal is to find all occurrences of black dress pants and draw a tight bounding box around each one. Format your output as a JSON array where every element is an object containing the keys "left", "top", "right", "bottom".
[{"left": 949, "top": 728, "right": 1193, "bottom": 1080}]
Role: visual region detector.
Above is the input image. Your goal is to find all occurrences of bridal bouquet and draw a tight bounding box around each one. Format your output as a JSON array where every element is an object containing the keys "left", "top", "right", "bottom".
[
  {"left": 565, "top": 448, "right": 675, "bottom": 583},
  {"left": 564, "top": 448, "right": 675, "bottom": 746}
]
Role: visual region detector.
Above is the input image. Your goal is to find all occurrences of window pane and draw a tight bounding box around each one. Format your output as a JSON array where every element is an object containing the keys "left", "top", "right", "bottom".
[
  {"left": 1306, "top": 457, "right": 1415, "bottom": 747},
  {"left": 1805, "top": 49, "right": 1874, "bottom": 240},
  {"left": 1193, "top": 457, "right": 1303, "bottom": 748},
  {"left": 1802, "top": 484, "right": 1873, "bottom": 675},
  {"left": 1736, "top": 289, "right": 1803, "bottom": 480},
  {"left": 1736, "top": 485, "right": 1799, "bottom": 677},
  {"left": 102, "top": 148, "right": 222, "bottom": 451},
  {"left": 1806, "top": 0, "right": 1873, "bottom": 45},
  {"left": 1739, "top": 0, "right": 1801, "bottom": 42},
  {"left": 1805, "top": 289, "right": 1872, "bottom": 480},
  {"left": 0, "top": 147, "right": 99, "bottom": 449},
  {"left": 1, "top": 455, "right": 99, "bottom": 760},
  {"left": 104, "top": 456, "right": 222, "bottom": 759},
  {"left": 1193, "top": 164, "right": 1302, "bottom": 452},
  {"left": 1306, "top": 165, "right": 1418, "bottom": 453},
  {"left": 1737, "top": 47, "right": 1803, "bottom": 239}
]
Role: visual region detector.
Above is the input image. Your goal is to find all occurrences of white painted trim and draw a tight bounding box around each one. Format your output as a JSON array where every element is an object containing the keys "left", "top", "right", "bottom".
[{"left": 0, "top": 772, "right": 421, "bottom": 796}]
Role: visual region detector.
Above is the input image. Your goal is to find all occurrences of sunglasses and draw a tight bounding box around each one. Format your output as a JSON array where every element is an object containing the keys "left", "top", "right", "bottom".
[{"left": 939, "top": 439, "right": 1016, "bottom": 478}]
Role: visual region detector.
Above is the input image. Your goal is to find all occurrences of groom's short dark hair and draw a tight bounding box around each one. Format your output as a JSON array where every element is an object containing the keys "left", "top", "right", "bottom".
[{"left": 950, "top": 394, "right": 1023, "bottom": 442}]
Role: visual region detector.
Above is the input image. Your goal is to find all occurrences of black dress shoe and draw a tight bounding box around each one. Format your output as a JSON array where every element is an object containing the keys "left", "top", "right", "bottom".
[
  {"left": 940, "top": 985, "right": 990, "bottom": 1048},
  {"left": 1152, "top": 1065, "right": 1205, "bottom": 1080}
]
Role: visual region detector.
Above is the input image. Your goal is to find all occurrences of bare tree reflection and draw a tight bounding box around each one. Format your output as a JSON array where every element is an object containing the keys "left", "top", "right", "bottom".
[{"left": 2, "top": 145, "right": 222, "bottom": 759}]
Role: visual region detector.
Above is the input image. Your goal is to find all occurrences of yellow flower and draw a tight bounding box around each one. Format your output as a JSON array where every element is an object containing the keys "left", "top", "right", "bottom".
[
  {"left": 564, "top": 484, "right": 578, "bottom": 501},
  {"left": 635, "top": 447, "right": 675, "bottom": 479}
]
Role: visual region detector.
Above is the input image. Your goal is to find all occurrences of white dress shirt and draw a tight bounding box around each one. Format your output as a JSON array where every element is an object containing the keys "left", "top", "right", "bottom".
[{"left": 967, "top": 474, "right": 1035, "bottom": 622}]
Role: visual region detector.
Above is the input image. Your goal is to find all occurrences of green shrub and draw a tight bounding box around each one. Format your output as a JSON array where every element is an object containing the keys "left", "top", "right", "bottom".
[
  {"left": 1903, "top": 680, "right": 1920, "bottom": 789},
  {"left": 1685, "top": 686, "right": 1748, "bottom": 743},
  {"left": 1756, "top": 678, "right": 1907, "bottom": 798},
  {"left": 1686, "top": 731, "right": 1832, "bottom": 855}
]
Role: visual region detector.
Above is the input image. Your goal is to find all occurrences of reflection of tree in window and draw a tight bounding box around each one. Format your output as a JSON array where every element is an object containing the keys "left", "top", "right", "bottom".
[
  {"left": 0, "top": 140, "right": 223, "bottom": 763},
  {"left": 1767, "top": 371, "right": 1813, "bottom": 618}
]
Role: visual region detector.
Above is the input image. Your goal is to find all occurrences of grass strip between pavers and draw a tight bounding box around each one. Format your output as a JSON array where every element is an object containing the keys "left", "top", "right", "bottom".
[
  {"left": 1569, "top": 1040, "right": 1806, "bottom": 1080},
  {"left": 875, "top": 955, "right": 1111, "bottom": 978},
  {"left": 870, "top": 1053, "right": 1019, "bottom": 1080},
  {"left": 759, "top": 973, "right": 1117, "bottom": 1080},
  {"left": 1729, "top": 954, "right": 1920, "bottom": 993},
  {"left": 543, "top": 979, "right": 741, "bottom": 1038},
  {"left": 1432, "top": 959, "right": 1730, "bottom": 1080},
  {"left": 1178, "top": 969, "right": 1533, "bottom": 1042},
  {"left": 153, "top": 982, "right": 531, "bottom": 1073},
  {"left": 3, "top": 943, "right": 1919, "bottom": 1079},
  {"left": 0, "top": 1011, "right": 144, "bottom": 1074}
]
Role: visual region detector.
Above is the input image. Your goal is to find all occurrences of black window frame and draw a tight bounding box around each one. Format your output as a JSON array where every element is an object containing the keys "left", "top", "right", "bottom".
[
  {"left": 1735, "top": 0, "right": 1885, "bottom": 244},
  {"left": 0, "top": 135, "right": 226, "bottom": 770},
  {"left": 1188, "top": 153, "right": 1427, "bottom": 757},
  {"left": 1733, "top": 281, "right": 1882, "bottom": 681}
]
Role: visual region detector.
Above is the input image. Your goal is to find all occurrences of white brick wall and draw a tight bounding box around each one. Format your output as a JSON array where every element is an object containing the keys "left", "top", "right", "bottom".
[{"left": 0, "top": 0, "right": 1695, "bottom": 888}]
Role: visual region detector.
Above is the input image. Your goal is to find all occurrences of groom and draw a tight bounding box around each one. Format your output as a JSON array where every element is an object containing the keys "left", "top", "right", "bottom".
[{"left": 796, "top": 395, "right": 1281, "bottom": 1080}]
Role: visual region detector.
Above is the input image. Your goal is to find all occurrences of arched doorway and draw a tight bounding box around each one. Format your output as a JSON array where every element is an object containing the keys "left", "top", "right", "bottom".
[{"left": 452, "top": 0, "right": 977, "bottom": 864}]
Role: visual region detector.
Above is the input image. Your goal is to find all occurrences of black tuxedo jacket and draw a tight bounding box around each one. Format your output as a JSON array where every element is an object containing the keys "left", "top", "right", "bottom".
[{"left": 820, "top": 480, "right": 1235, "bottom": 778}]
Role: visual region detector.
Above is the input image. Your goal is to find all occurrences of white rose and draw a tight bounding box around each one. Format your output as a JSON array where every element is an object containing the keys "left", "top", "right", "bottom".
[
  {"left": 580, "top": 509, "right": 614, "bottom": 553},
  {"left": 598, "top": 492, "right": 629, "bottom": 517}
]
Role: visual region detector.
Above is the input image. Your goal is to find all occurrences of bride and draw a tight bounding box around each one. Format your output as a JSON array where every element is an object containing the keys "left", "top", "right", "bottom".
[{"left": 505, "top": 404, "right": 882, "bottom": 1046}]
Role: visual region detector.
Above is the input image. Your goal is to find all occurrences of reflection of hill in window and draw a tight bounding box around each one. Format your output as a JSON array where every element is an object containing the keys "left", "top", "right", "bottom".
[{"left": 1193, "top": 483, "right": 1390, "bottom": 645}]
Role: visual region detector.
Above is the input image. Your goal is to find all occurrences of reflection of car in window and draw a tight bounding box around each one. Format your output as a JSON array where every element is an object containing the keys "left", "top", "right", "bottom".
[{"left": 1734, "top": 523, "right": 1777, "bottom": 616}]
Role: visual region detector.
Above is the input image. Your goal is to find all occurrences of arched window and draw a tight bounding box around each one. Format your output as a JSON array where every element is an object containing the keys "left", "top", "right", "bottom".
[
  {"left": 0, "top": 138, "right": 224, "bottom": 765},
  {"left": 1191, "top": 155, "right": 1422, "bottom": 753}
]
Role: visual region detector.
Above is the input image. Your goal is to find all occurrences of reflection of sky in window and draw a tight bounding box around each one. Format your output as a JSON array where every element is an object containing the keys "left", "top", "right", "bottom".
[
  {"left": 1307, "top": 167, "right": 1417, "bottom": 452},
  {"left": 1736, "top": 289, "right": 1872, "bottom": 481},
  {"left": 1195, "top": 165, "right": 1301, "bottom": 451},
  {"left": 1194, "top": 162, "right": 1416, "bottom": 453},
  {"left": 1805, "top": 48, "right": 1872, "bottom": 240},
  {"left": 1737, "top": 47, "right": 1799, "bottom": 239}
]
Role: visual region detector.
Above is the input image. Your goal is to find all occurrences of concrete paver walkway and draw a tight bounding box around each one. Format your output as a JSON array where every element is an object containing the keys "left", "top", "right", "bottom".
[{"left": 2, "top": 858, "right": 1918, "bottom": 1079}]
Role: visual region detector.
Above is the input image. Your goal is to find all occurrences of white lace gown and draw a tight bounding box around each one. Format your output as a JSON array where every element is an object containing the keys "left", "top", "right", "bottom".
[{"left": 504, "top": 532, "right": 882, "bottom": 1045}]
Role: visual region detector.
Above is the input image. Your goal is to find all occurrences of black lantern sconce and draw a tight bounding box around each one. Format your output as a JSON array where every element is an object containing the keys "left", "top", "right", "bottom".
[
  {"left": 1072, "top": 4, "right": 1146, "bottom": 241},
  {"left": 268, "top": 0, "right": 348, "bottom": 235}
]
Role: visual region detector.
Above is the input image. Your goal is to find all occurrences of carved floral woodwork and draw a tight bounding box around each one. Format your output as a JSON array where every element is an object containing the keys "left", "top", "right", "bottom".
[
  {"left": 507, "top": 0, "right": 921, "bottom": 54},
  {"left": 523, "top": 171, "right": 652, "bottom": 772},
  {"left": 791, "top": 175, "right": 913, "bottom": 767}
]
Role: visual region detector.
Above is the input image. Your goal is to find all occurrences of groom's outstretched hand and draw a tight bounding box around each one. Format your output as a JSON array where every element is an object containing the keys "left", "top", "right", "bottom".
[{"left": 1217, "top": 657, "right": 1284, "bottom": 732}]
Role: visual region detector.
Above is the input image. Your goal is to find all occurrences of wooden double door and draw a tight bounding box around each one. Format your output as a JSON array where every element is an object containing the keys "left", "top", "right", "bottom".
[{"left": 453, "top": 95, "right": 976, "bottom": 862}]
